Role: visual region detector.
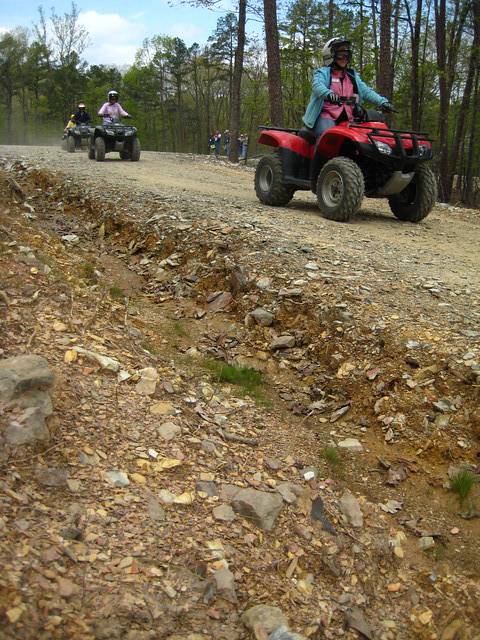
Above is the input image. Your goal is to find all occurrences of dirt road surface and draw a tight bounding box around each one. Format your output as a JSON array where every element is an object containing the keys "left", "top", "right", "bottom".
[{"left": 0, "top": 145, "right": 479, "bottom": 640}]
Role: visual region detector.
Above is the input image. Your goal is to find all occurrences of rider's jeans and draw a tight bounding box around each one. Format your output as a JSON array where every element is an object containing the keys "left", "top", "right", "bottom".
[{"left": 313, "top": 116, "right": 336, "bottom": 139}]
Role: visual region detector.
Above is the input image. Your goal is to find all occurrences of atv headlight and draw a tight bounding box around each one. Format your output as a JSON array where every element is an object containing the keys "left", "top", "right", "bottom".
[
  {"left": 105, "top": 129, "right": 115, "bottom": 136},
  {"left": 374, "top": 140, "right": 393, "bottom": 155},
  {"left": 418, "top": 144, "right": 429, "bottom": 156},
  {"left": 124, "top": 130, "right": 133, "bottom": 136}
]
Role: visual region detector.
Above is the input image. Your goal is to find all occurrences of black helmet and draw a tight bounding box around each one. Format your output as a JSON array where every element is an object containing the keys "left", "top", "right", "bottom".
[{"left": 322, "top": 37, "right": 353, "bottom": 66}]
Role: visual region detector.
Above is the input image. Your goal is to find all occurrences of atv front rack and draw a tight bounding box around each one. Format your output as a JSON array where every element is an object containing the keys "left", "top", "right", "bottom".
[{"left": 349, "top": 124, "right": 433, "bottom": 165}]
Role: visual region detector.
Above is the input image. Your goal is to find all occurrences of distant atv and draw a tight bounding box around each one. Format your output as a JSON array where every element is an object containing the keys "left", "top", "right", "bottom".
[
  {"left": 63, "top": 123, "right": 92, "bottom": 153},
  {"left": 255, "top": 99, "right": 437, "bottom": 222},
  {"left": 89, "top": 117, "right": 140, "bottom": 162}
]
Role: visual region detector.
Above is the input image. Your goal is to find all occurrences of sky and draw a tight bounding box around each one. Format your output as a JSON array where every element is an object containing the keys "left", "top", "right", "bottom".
[{"left": 0, "top": 0, "right": 242, "bottom": 65}]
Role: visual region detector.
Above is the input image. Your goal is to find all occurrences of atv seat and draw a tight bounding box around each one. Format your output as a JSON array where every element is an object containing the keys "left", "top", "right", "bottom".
[{"left": 297, "top": 126, "right": 316, "bottom": 145}]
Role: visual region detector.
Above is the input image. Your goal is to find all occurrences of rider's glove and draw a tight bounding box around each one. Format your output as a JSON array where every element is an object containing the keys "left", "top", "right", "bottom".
[
  {"left": 327, "top": 92, "right": 341, "bottom": 104},
  {"left": 380, "top": 102, "right": 395, "bottom": 113}
]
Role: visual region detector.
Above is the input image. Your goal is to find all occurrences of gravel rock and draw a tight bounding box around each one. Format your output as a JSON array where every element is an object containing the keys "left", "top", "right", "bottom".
[
  {"left": 270, "top": 335, "right": 295, "bottom": 350},
  {"left": 339, "top": 490, "right": 363, "bottom": 528},
  {"left": 276, "top": 482, "right": 304, "bottom": 504},
  {"left": 35, "top": 467, "right": 69, "bottom": 488},
  {"left": 241, "top": 604, "right": 288, "bottom": 637},
  {"left": 232, "top": 488, "right": 284, "bottom": 531},
  {"left": 249, "top": 307, "right": 275, "bottom": 327},
  {"left": 337, "top": 438, "right": 363, "bottom": 452},
  {"left": 212, "top": 504, "right": 236, "bottom": 522},
  {"left": 157, "top": 421, "right": 181, "bottom": 441},
  {"left": 213, "top": 567, "right": 237, "bottom": 603},
  {"left": 0, "top": 354, "right": 54, "bottom": 403},
  {"left": 104, "top": 470, "right": 130, "bottom": 487}
]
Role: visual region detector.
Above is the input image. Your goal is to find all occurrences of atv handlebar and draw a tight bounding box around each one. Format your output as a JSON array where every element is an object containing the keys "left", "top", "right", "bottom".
[{"left": 325, "top": 95, "right": 358, "bottom": 106}]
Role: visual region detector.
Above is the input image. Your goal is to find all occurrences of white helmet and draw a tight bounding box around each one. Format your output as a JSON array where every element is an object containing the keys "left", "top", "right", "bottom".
[
  {"left": 107, "top": 90, "right": 119, "bottom": 100},
  {"left": 322, "top": 37, "right": 352, "bottom": 66}
]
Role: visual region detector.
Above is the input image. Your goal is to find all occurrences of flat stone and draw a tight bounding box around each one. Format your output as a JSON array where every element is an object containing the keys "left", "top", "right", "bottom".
[
  {"left": 213, "top": 567, "right": 237, "bottom": 603},
  {"left": 276, "top": 482, "right": 304, "bottom": 504},
  {"left": 135, "top": 367, "right": 158, "bottom": 396},
  {"left": 0, "top": 354, "right": 54, "bottom": 403},
  {"left": 5, "top": 407, "right": 50, "bottom": 445},
  {"left": 249, "top": 307, "right": 274, "bottom": 327},
  {"left": 270, "top": 335, "right": 295, "bottom": 351},
  {"left": 150, "top": 401, "right": 175, "bottom": 416},
  {"left": 104, "top": 470, "right": 130, "bottom": 487},
  {"left": 195, "top": 480, "right": 219, "bottom": 497},
  {"left": 232, "top": 488, "right": 284, "bottom": 531},
  {"left": 337, "top": 438, "right": 363, "bottom": 452},
  {"left": 207, "top": 291, "right": 233, "bottom": 312},
  {"left": 157, "top": 421, "right": 181, "bottom": 441},
  {"left": 256, "top": 277, "right": 272, "bottom": 290},
  {"left": 213, "top": 504, "right": 236, "bottom": 522},
  {"left": 419, "top": 536, "right": 435, "bottom": 550},
  {"left": 241, "top": 605, "right": 288, "bottom": 637},
  {"left": 219, "top": 483, "right": 241, "bottom": 501},
  {"left": 35, "top": 467, "right": 69, "bottom": 488},
  {"left": 339, "top": 490, "right": 363, "bottom": 528}
]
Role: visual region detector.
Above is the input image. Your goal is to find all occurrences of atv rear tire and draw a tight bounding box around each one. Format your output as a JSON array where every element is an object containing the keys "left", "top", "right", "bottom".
[
  {"left": 95, "top": 137, "right": 106, "bottom": 162},
  {"left": 130, "top": 138, "right": 141, "bottom": 162},
  {"left": 316, "top": 157, "right": 364, "bottom": 222},
  {"left": 254, "top": 154, "right": 295, "bottom": 206},
  {"left": 120, "top": 150, "right": 130, "bottom": 160},
  {"left": 388, "top": 164, "right": 437, "bottom": 222},
  {"left": 88, "top": 147, "right": 95, "bottom": 160},
  {"left": 67, "top": 136, "right": 75, "bottom": 153}
]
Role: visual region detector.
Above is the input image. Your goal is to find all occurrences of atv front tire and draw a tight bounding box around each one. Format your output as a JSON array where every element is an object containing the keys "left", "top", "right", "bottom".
[
  {"left": 67, "top": 136, "right": 75, "bottom": 153},
  {"left": 88, "top": 147, "right": 95, "bottom": 160},
  {"left": 95, "top": 138, "right": 106, "bottom": 162},
  {"left": 388, "top": 164, "right": 437, "bottom": 222},
  {"left": 130, "top": 138, "right": 141, "bottom": 162},
  {"left": 120, "top": 150, "right": 130, "bottom": 160},
  {"left": 316, "top": 157, "right": 364, "bottom": 222},
  {"left": 254, "top": 154, "right": 295, "bottom": 206}
]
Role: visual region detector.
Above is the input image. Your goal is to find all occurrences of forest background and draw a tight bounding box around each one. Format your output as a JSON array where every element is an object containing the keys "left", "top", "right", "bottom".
[{"left": 0, "top": 0, "right": 479, "bottom": 205}]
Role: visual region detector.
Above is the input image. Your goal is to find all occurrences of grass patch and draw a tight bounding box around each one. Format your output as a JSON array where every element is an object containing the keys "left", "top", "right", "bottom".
[
  {"left": 204, "top": 359, "right": 267, "bottom": 403},
  {"left": 450, "top": 470, "right": 476, "bottom": 506},
  {"left": 172, "top": 320, "right": 189, "bottom": 337},
  {"left": 321, "top": 446, "right": 343, "bottom": 473},
  {"left": 109, "top": 285, "right": 126, "bottom": 300}
]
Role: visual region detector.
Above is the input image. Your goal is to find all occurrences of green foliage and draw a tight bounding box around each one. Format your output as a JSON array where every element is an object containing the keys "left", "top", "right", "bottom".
[
  {"left": 204, "top": 359, "right": 265, "bottom": 401},
  {"left": 321, "top": 446, "right": 342, "bottom": 469},
  {"left": 450, "top": 470, "right": 476, "bottom": 506}
]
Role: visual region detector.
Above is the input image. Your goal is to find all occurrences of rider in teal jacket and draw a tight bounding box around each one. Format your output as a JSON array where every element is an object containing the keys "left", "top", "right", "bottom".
[{"left": 303, "top": 37, "right": 392, "bottom": 137}]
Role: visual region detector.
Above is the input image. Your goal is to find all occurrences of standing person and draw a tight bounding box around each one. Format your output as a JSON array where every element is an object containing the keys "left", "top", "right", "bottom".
[
  {"left": 98, "top": 90, "right": 131, "bottom": 125},
  {"left": 208, "top": 133, "right": 216, "bottom": 155},
  {"left": 302, "top": 37, "right": 394, "bottom": 139},
  {"left": 237, "top": 134, "right": 243, "bottom": 158},
  {"left": 214, "top": 131, "right": 221, "bottom": 157},
  {"left": 241, "top": 133, "right": 249, "bottom": 160},
  {"left": 223, "top": 130, "right": 230, "bottom": 155}
]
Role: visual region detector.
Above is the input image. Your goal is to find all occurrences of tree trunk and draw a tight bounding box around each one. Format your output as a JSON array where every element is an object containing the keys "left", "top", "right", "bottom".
[
  {"left": 447, "top": 0, "right": 479, "bottom": 201},
  {"left": 264, "top": 0, "right": 284, "bottom": 126},
  {"left": 378, "top": 0, "right": 392, "bottom": 97},
  {"left": 404, "top": 0, "right": 423, "bottom": 130},
  {"left": 434, "top": 0, "right": 449, "bottom": 201},
  {"left": 228, "top": 0, "right": 247, "bottom": 162},
  {"left": 463, "top": 68, "right": 480, "bottom": 205},
  {"left": 371, "top": 0, "right": 380, "bottom": 85},
  {"left": 359, "top": 0, "right": 365, "bottom": 74}
]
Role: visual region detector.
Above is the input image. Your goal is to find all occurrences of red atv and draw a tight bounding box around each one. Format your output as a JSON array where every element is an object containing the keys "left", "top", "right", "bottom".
[{"left": 254, "top": 100, "right": 437, "bottom": 222}]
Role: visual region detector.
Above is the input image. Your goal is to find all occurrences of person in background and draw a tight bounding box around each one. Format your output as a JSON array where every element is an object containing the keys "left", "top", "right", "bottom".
[
  {"left": 74, "top": 102, "right": 91, "bottom": 124},
  {"left": 214, "top": 131, "right": 221, "bottom": 157},
  {"left": 223, "top": 130, "right": 230, "bottom": 155},
  {"left": 208, "top": 133, "right": 216, "bottom": 155},
  {"left": 302, "top": 36, "right": 394, "bottom": 139},
  {"left": 98, "top": 90, "right": 130, "bottom": 125},
  {"left": 241, "top": 133, "right": 249, "bottom": 160},
  {"left": 63, "top": 114, "right": 76, "bottom": 135}
]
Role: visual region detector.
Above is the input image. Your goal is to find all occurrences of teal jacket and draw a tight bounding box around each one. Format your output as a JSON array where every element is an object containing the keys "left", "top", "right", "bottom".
[{"left": 302, "top": 66, "right": 388, "bottom": 128}]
